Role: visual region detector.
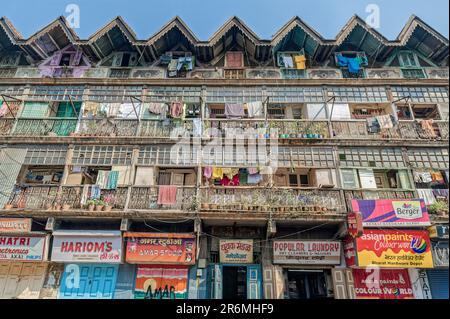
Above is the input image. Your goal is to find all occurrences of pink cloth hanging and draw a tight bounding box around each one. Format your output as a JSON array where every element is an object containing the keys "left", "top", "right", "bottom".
[
  {"left": 170, "top": 101, "right": 183, "bottom": 118},
  {"left": 157, "top": 185, "right": 178, "bottom": 205},
  {"left": 203, "top": 167, "right": 213, "bottom": 179}
]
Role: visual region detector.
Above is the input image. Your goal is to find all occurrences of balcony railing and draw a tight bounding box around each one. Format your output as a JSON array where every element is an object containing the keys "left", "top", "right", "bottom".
[
  {"left": 138, "top": 119, "right": 194, "bottom": 138},
  {"left": 128, "top": 186, "right": 197, "bottom": 211},
  {"left": 75, "top": 119, "right": 138, "bottom": 137},
  {"left": 12, "top": 118, "right": 78, "bottom": 137},
  {"left": 200, "top": 187, "right": 344, "bottom": 215},
  {"left": 0, "top": 118, "right": 15, "bottom": 136}
]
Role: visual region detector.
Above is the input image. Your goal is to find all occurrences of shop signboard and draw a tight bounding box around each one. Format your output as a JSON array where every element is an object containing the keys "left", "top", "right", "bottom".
[
  {"left": 51, "top": 231, "right": 122, "bottom": 263},
  {"left": 347, "top": 212, "right": 363, "bottom": 238},
  {"left": 353, "top": 268, "right": 414, "bottom": 299},
  {"left": 431, "top": 241, "right": 449, "bottom": 268},
  {"left": 428, "top": 225, "right": 449, "bottom": 239},
  {"left": 125, "top": 233, "right": 196, "bottom": 265},
  {"left": 344, "top": 236, "right": 356, "bottom": 267},
  {"left": 0, "top": 218, "right": 32, "bottom": 233},
  {"left": 351, "top": 199, "right": 430, "bottom": 227},
  {"left": 0, "top": 234, "right": 47, "bottom": 261},
  {"left": 273, "top": 240, "right": 341, "bottom": 265},
  {"left": 356, "top": 229, "right": 434, "bottom": 268},
  {"left": 219, "top": 239, "right": 253, "bottom": 264}
]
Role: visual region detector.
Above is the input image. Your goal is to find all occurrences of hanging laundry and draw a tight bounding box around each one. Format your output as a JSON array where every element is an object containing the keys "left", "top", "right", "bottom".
[
  {"left": 366, "top": 117, "right": 381, "bottom": 133},
  {"left": 90, "top": 185, "right": 101, "bottom": 200},
  {"left": 294, "top": 55, "right": 307, "bottom": 70},
  {"left": 170, "top": 101, "right": 183, "bottom": 118},
  {"left": 80, "top": 185, "right": 90, "bottom": 205},
  {"left": 222, "top": 168, "right": 233, "bottom": 179},
  {"left": 212, "top": 167, "right": 223, "bottom": 179},
  {"left": 375, "top": 115, "right": 394, "bottom": 129},
  {"left": 193, "top": 118, "right": 202, "bottom": 137},
  {"left": 337, "top": 55, "right": 364, "bottom": 74},
  {"left": 416, "top": 188, "right": 436, "bottom": 205},
  {"left": 239, "top": 169, "right": 249, "bottom": 185},
  {"left": 281, "top": 55, "right": 294, "bottom": 68},
  {"left": 220, "top": 174, "right": 240, "bottom": 186},
  {"left": 147, "top": 102, "right": 169, "bottom": 119},
  {"left": 157, "top": 185, "right": 178, "bottom": 205},
  {"left": 119, "top": 103, "right": 139, "bottom": 119},
  {"left": 225, "top": 104, "right": 245, "bottom": 119},
  {"left": 247, "top": 173, "right": 262, "bottom": 184},
  {"left": 431, "top": 171, "right": 445, "bottom": 184},
  {"left": 83, "top": 101, "right": 100, "bottom": 118},
  {"left": 106, "top": 171, "right": 119, "bottom": 190},
  {"left": 96, "top": 170, "right": 108, "bottom": 189},
  {"left": 432, "top": 189, "right": 449, "bottom": 198},
  {"left": 0, "top": 102, "right": 8, "bottom": 118},
  {"left": 203, "top": 167, "right": 213, "bottom": 179},
  {"left": 246, "top": 101, "right": 264, "bottom": 118},
  {"left": 248, "top": 167, "right": 259, "bottom": 175},
  {"left": 420, "top": 120, "right": 437, "bottom": 138}
]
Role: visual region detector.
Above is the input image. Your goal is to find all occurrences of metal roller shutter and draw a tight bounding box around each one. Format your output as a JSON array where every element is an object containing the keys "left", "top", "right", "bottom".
[{"left": 427, "top": 269, "right": 449, "bottom": 299}]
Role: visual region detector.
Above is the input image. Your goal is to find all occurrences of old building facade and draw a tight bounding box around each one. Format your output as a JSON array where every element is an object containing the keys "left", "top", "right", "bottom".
[{"left": 0, "top": 15, "right": 448, "bottom": 299}]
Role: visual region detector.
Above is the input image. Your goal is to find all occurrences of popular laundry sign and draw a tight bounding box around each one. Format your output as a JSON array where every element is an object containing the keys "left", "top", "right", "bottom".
[
  {"left": 356, "top": 229, "right": 434, "bottom": 268},
  {"left": 273, "top": 240, "right": 341, "bottom": 265},
  {"left": 352, "top": 269, "right": 414, "bottom": 299},
  {"left": 51, "top": 231, "right": 122, "bottom": 263},
  {"left": 219, "top": 239, "right": 253, "bottom": 264},
  {"left": 351, "top": 199, "right": 430, "bottom": 227},
  {"left": 125, "top": 233, "right": 196, "bottom": 265},
  {"left": 0, "top": 235, "right": 47, "bottom": 261}
]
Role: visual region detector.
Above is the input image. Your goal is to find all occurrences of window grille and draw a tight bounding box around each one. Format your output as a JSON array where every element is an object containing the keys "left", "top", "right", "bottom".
[
  {"left": 277, "top": 147, "right": 334, "bottom": 167},
  {"left": 327, "top": 86, "right": 388, "bottom": 103},
  {"left": 27, "top": 86, "right": 85, "bottom": 101},
  {"left": 206, "top": 87, "right": 263, "bottom": 103},
  {"left": 267, "top": 86, "right": 323, "bottom": 103},
  {"left": 22, "top": 145, "right": 68, "bottom": 165},
  {"left": 72, "top": 145, "right": 133, "bottom": 166},
  {"left": 407, "top": 148, "right": 449, "bottom": 169},
  {"left": 87, "top": 85, "right": 142, "bottom": 102},
  {"left": 391, "top": 86, "right": 449, "bottom": 103},
  {"left": 338, "top": 148, "right": 406, "bottom": 168},
  {"left": 146, "top": 86, "right": 201, "bottom": 103},
  {"left": 0, "top": 85, "right": 24, "bottom": 97}
]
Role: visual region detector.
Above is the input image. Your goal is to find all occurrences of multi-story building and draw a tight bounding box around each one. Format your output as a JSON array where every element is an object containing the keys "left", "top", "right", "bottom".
[{"left": 0, "top": 15, "right": 448, "bottom": 299}]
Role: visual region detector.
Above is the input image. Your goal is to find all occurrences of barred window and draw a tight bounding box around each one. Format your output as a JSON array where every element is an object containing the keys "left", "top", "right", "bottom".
[
  {"left": 206, "top": 87, "right": 263, "bottom": 103},
  {"left": 407, "top": 148, "right": 449, "bottom": 169},
  {"left": 88, "top": 85, "right": 142, "bottom": 102},
  {"left": 22, "top": 145, "right": 68, "bottom": 165},
  {"left": 391, "top": 86, "right": 449, "bottom": 103},
  {"left": 138, "top": 145, "right": 199, "bottom": 166},
  {"left": 146, "top": 86, "right": 201, "bottom": 103},
  {"left": 277, "top": 147, "right": 334, "bottom": 167},
  {"left": 72, "top": 145, "right": 133, "bottom": 166},
  {"left": 327, "top": 86, "right": 388, "bottom": 103},
  {"left": 338, "top": 148, "right": 405, "bottom": 168},
  {"left": 27, "top": 86, "right": 85, "bottom": 101},
  {"left": 266, "top": 87, "right": 323, "bottom": 103},
  {"left": 0, "top": 85, "right": 24, "bottom": 97}
]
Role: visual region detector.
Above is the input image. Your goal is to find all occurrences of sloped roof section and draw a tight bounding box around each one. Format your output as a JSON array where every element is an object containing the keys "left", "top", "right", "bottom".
[{"left": 0, "top": 14, "right": 447, "bottom": 64}]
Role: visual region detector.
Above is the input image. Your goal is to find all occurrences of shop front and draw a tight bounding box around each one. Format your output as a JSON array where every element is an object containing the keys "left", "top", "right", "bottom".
[
  {"left": 426, "top": 225, "right": 449, "bottom": 299},
  {"left": 50, "top": 230, "right": 122, "bottom": 299},
  {"left": 124, "top": 232, "right": 196, "bottom": 299},
  {"left": 0, "top": 218, "right": 49, "bottom": 299},
  {"left": 272, "top": 240, "right": 340, "bottom": 299},
  {"left": 211, "top": 239, "right": 262, "bottom": 299}
]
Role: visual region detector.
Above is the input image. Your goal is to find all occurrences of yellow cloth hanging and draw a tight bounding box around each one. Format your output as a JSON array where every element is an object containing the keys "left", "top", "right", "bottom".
[
  {"left": 222, "top": 168, "right": 233, "bottom": 179},
  {"left": 294, "top": 55, "right": 306, "bottom": 70},
  {"left": 212, "top": 167, "right": 223, "bottom": 179}
]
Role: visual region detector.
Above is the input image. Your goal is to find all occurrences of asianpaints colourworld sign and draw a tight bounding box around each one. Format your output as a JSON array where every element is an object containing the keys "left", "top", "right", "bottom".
[
  {"left": 351, "top": 199, "right": 430, "bottom": 227},
  {"left": 0, "top": 235, "right": 47, "bottom": 261},
  {"left": 353, "top": 269, "right": 414, "bottom": 299},
  {"left": 125, "top": 233, "right": 196, "bottom": 265},
  {"left": 356, "top": 229, "right": 433, "bottom": 268},
  {"left": 273, "top": 240, "right": 341, "bottom": 265},
  {"left": 51, "top": 232, "right": 122, "bottom": 263}
]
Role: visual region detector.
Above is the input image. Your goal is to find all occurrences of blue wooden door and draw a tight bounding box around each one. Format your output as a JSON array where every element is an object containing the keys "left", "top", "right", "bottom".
[
  {"left": 59, "top": 264, "right": 119, "bottom": 299},
  {"left": 247, "top": 265, "right": 262, "bottom": 299},
  {"left": 212, "top": 264, "right": 223, "bottom": 299}
]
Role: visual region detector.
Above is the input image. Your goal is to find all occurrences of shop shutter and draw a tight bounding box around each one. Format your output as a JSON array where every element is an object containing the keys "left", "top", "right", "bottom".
[
  {"left": 247, "top": 265, "right": 262, "bottom": 299},
  {"left": 331, "top": 268, "right": 349, "bottom": 299},
  {"left": 345, "top": 269, "right": 356, "bottom": 299},
  {"left": 427, "top": 270, "right": 449, "bottom": 299},
  {"left": 0, "top": 262, "right": 47, "bottom": 299},
  {"left": 187, "top": 266, "right": 198, "bottom": 299},
  {"left": 0, "top": 148, "right": 27, "bottom": 208},
  {"left": 114, "top": 264, "right": 136, "bottom": 299},
  {"left": 212, "top": 264, "right": 222, "bottom": 299}
]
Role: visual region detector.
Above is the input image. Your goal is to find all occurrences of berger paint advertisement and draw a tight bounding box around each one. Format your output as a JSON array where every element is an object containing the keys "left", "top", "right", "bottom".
[
  {"left": 51, "top": 231, "right": 122, "bottom": 263},
  {"left": 351, "top": 199, "right": 431, "bottom": 227},
  {"left": 125, "top": 233, "right": 196, "bottom": 265},
  {"left": 353, "top": 269, "right": 414, "bottom": 299},
  {"left": 134, "top": 265, "right": 188, "bottom": 299},
  {"left": 219, "top": 239, "right": 253, "bottom": 264},
  {"left": 0, "top": 235, "right": 47, "bottom": 261},
  {"left": 273, "top": 240, "right": 341, "bottom": 265},
  {"left": 356, "top": 229, "right": 434, "bottom": 268}
]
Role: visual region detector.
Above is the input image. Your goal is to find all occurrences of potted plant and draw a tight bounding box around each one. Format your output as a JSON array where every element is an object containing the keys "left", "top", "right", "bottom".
[
  {"left": 62, "top": 202, "right": 71, "bottom": 211},
  {"left": 95, "top": 199, "right": 105, "bottom": 212},
  {"left": 103, "top": 195, "right": 115, "bottom": 212},
  {"left": 428, "top": 201, "right": 449, "bottom": 217},
  {"left": 3, "top": 203, "right": 13, "bottom": 210},
  {"left": 53, "top": 201, "right": 62, "bottom": 211},
  {"left": 86, "top": 199, "right": 96, "bottom": 211}
]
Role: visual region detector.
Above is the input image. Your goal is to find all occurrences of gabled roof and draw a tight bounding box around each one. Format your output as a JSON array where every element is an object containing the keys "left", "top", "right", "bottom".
[
  {"left": 272, "top": 16, "right": 324, "bottom": 47},
  {"left": 207, "top": 16, "right": 262, "bottom": 46},
  {"left": 87, "top": 16, "right": 137, "bottom": 44},
  {"left": 148, "top": 16, "right": 199, "bottom": 45}
]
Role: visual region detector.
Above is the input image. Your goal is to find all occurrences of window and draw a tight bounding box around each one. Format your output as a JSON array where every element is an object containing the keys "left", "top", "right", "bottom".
[
  {"left": 289, "top": 175, "right": 298, "bottom": 186},
  {"left": 338, "top": 148, "right": 405, "bottom": 168},
  {"left": 341, "top": 169, "right": 359, "bottom": 188},
  {"left": 147, "top": 86, "right": 201, "bottom": 104},
  {"left": 391, "top": 87, "right": 449, "bottom": 104},
  {"left": 398, "top": 51, "right": 420, "bottom": 68},
  {"left": 23, "top": 145, "right": 68, "bottom": 165},
  {"left": 88, "top": 85, "right": 142, "bottom": 103},
  {"left": 407, "top": 148, "right": 449, "bottom": 170},
  {"left": 267, "top": 87, "right": 323, "bottom": 103},
  {"left": 225, "top": 52, "right": 244, "bottom": 69},
  {"left": 27, "top": 86, "right": 85, "bottom": 101},
  {"left": 328, "top": 87, "right": 388, "bottom": 103},
  {"left": 72, "top": 146, "right": 133, "bottom": 166},
  {"left": 59, "top": 54, "right": 71, "bottom": 67},
  {"left": 206, "top": 87, "right": 263, "bottom": 103}
]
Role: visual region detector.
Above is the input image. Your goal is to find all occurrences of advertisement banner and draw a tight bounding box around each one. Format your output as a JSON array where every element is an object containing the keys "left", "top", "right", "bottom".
[
  {"left": 428, "top": 225, "right": 449, "bottom": 239},
  {"left": 356, "top": 229, "right": 434, "bottom": 268},
  {"left": 347, "top": 212, "right": 363, "bottom": 238},
  {"left": 134, "top": 265, "right": 188, "bottom": 299},
  {"left": 125, "top": 233, "right": 196, "bottom": 265},
  {"left": 353, "top": 268, "right": 414, "bottom": 299},
  {"left": 0, "top": 235, "right": 47, "bottom": 261},
  {"left": 351, "top": 199, "right": 431, "bottom": 227},
  {"left": 344, "top": 236, "right": 356, "bottom": 267},
  {"left": 0, "top": 218, "right": 32, "bottom": 233},
  {"left": 51, "top": 231, "right": 122, "bottom": 263},
  {"left": 219, "top": 239, "right": 253, "bottom": 264},
  {"left": 273, "top": 240, "right": 341, "bottom": 265}
]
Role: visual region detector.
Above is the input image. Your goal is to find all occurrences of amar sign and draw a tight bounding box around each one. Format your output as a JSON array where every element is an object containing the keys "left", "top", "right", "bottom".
[
  {"left": 351, "top": 199, "right": 430, "bottom": 227},
  {"left": 355, "top": 229, "right": 434, "bottom": 268}
]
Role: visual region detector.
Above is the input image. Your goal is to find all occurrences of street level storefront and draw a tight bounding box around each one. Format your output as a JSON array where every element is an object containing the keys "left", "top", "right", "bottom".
[
  {"left": 272, "top": 240, "right": 340, "bottom": 299},
  {"left": 210, "top": 239, "right": 262, "bottom": 299},
  {"left": 51, "top": 230, "right": 122, "bottom": 299},
  {"left": 124, "top": 232, "right": 196, "bottom": 299},
  {"left": 427, "top": 225, "right": 449, "bottom": 299},
  {"left": 0, "top": 218, "right": 49, "bottom": 299}
]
